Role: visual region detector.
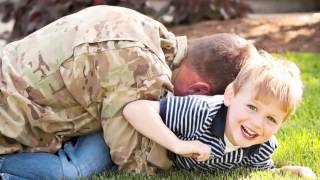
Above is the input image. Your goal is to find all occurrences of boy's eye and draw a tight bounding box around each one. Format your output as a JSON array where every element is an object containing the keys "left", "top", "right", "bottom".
[
  {"left": 267, "top": 116, "right": 277, "bottom": 124},
  {"left": 247, "top": 104, "right": 257, "bottom": 111}
]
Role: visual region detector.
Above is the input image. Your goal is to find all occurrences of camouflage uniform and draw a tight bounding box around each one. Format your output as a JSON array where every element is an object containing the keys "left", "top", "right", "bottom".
[{"left": 0, "top": 5, "right": 187, "bottom": 173}]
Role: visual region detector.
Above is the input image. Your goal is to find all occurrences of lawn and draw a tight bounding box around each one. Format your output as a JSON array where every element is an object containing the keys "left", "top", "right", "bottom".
[{"left": 95, "top": 53, "right": 320, "bottom": 180}]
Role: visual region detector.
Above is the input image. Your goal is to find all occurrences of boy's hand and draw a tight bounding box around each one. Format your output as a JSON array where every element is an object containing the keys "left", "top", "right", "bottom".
[
  {"left": 280, "top": 165, "right": 316, "bottom": 179},
  {"left": 173, "top": 140, "right": 211, "bottom": 162}
]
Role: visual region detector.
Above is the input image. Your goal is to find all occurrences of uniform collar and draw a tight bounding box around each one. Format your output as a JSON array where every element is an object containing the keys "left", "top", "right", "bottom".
[
  {"left": 210, "top": 104, "right": 262, "bottom": 157},
  {"left": 170, "top": 36, "right": 187, "bottom": 70}
]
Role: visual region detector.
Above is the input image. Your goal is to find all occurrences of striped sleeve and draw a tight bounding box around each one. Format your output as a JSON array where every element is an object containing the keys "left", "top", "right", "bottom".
[
  {"left": 244, "top": 137, "right": 279, "bottom": 169},
  {"left": 159, "top": 96, "right": 210, "bottom": 139}
]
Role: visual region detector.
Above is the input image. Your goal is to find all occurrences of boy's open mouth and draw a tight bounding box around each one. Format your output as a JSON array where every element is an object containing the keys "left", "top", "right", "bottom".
[{"left": 241, "top": 125, "right": 258, "bottom": 139}]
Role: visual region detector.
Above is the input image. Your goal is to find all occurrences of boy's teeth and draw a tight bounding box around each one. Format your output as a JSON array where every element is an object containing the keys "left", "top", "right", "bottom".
[
  {"left": 242, "top": 126, "right": 257, "bottom": 137},
  {"left": 246, "top": 128, "right": 256, "bottom": 135}
]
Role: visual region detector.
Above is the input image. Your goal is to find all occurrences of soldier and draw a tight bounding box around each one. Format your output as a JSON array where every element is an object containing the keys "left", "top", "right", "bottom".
[{"left": 0, "top": 5, "right": 259, "bottom": 180}]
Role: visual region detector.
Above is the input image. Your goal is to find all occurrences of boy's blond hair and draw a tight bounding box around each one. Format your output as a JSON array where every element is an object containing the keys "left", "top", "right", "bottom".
[{"left": 232, "top": 51, "right": 303, "bottom": 121}]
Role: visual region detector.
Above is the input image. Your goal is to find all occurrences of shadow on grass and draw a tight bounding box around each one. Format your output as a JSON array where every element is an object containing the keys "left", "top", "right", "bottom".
[{"left": 92, "top": 167, "right": 297, "bottom": 180}]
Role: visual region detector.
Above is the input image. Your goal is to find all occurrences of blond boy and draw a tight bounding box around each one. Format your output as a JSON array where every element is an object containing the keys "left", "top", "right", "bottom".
[{"left": 123, "top": 53, "right": 316, "bottom": 178}]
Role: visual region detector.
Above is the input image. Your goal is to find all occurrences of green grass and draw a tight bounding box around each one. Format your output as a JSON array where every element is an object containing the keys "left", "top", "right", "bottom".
[{"left": 94, "top": 53, "right": 320, "bottom": 179}]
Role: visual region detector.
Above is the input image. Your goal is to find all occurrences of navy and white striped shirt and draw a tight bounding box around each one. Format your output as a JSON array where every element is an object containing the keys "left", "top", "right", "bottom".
[{"left": 159, "top": 95, "right": 278, "bottom": 171}]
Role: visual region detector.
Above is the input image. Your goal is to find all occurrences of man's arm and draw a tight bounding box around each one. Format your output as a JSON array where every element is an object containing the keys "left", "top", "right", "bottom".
[{"left": 123, "top": 100, "right": 211, "bottom": 161}]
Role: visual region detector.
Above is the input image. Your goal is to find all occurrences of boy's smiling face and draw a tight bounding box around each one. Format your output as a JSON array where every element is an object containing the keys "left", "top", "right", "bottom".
[{"left": 223, "top": 81, "right": 287, "bottom": 147}]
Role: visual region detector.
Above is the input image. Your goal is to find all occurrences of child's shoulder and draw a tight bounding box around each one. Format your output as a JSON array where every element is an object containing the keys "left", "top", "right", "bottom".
[
  {"left": 186, "top": 94, "right": 224, "bottom": 103},
  {"left": 243, "top": 136, "right": 279, "bottom": 161},
  {"left": 165, "top": 95, "right": 225, "bottom": 117},
  {"left": 265, "top": 135, "right": 279, "bottom": 149},
  {"left": 166, "top": 94, "right": 224, "bottom": 107},
  {"left": 257, "top": 135, "right": 279, "bottom": 154}
]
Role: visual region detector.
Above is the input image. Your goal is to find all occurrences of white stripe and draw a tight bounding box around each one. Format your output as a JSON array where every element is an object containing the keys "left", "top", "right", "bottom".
[
  {"left": 176, "top": 97, "right": 184, "bottom": 134},
  {"left": 180, "top": 97, "right": 189, "bottom": 137},
  {"left": 262, "top": 144, "right": 274, "bottom": 154}
]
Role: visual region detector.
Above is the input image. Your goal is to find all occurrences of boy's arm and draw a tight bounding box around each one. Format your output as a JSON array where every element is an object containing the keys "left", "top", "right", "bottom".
[{"left": 123, "top": 100, "right": 211, "bottom": 161}]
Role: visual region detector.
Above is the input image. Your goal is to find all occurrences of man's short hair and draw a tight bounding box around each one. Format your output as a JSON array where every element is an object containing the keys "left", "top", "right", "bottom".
[{"left": 186, "top": 33, "right": 259, "bottom": 94}]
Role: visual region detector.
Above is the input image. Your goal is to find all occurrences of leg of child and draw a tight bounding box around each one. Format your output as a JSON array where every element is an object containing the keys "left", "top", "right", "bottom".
[{"left": 0, "top": 131, "right": 114, "bottom": 180}]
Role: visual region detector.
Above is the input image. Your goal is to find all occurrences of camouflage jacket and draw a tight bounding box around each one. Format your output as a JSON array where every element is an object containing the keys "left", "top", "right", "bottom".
[{"left": 0, "top": 5, "right": 187, "bottom": 173}]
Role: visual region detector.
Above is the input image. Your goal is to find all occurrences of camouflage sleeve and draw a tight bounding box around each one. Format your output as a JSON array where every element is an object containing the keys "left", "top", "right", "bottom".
[
  {"left": 61, "top": 41, "right": 173, "bottom": 174},
  {"left": 100, "top": 42, "right": 173, "bottom": 174},
  {"left": 159, "top": 28, "right": 187, "bottom": 69},
  {"left": 0, "top": 55, "right": 63, "bottom": 154},
  {"left": 0, "top": 89, "right": 63, "bottom": 154}
]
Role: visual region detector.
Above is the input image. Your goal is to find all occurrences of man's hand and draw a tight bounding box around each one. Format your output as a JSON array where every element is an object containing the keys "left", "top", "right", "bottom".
[
  {"left": 280, "top": 165, "right": 316, "bottom": 179},
  {"left": 172, "top": 140, "right": 211, "bottom": 162}
]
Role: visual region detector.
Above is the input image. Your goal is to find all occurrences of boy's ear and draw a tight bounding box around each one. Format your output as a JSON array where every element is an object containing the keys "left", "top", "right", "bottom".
[
  {"left": 187, "top": 82, "right": 211, "bottom": 95},
  {"left": 224, "top": 83, "right": 235, "bottom": 106}
]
